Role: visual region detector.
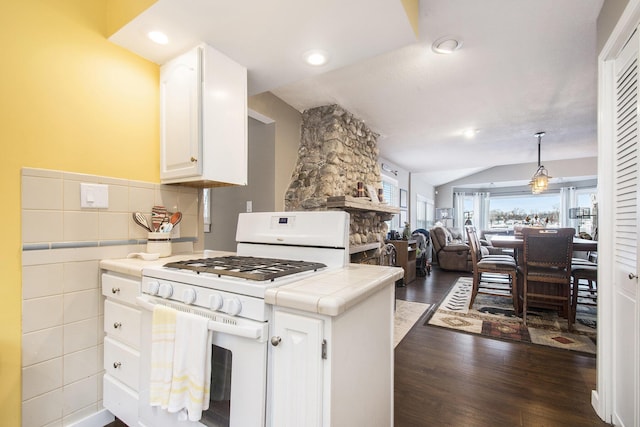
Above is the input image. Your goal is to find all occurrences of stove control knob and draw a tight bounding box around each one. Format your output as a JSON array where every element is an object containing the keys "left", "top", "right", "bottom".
[
  {"left": 226, "top": 298, "right": 242, "bottom": 316},
  {"left": 209, "top": 293, "right": 224, "bottom": 311},
  {"left": 158, "top": 283, "right": 173, "bottom": 299},
  {"left": 182, "top": 288, "right": 197, "bottom": 305},
  {"left": 147, "top": 281, "right": 160, "bottom": 296}
]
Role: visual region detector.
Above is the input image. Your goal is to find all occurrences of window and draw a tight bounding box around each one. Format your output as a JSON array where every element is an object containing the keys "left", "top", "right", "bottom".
[
  {"left": 488, "top": 193, "right": 561, "bottom": 229},
  {"left": 382, "top": 175, "right": 400, "bottom": 230},
  {"left": 416, "top": 196, "right": 434, "bottom": 230}
]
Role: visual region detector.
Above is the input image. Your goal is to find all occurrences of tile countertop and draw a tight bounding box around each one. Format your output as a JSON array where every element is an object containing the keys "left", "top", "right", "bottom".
[
  {"left": 99, "top": 250, "right": 233, "bottom": 278},
  {"left": 100, "top": 253, "right": 403, "bottom": 317},
  {"left": 265, "top": 264, "right": 404, "bottom": 317}
]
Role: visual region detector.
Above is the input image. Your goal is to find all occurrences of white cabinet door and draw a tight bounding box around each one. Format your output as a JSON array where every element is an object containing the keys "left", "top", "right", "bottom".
[
  {"left": 271, "top": 311, "right": 324, "bottom": 427},
  {"left": 160, "top": 43, "right": 248, "bottom": 186},
  {"left": 160, "top": 46, "right": 201, "bottom": 181}
]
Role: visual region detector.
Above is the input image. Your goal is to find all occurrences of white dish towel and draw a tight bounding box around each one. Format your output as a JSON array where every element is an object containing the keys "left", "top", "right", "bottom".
[{"left": 149, "top": 305, "right": 213, "bottom": 422}]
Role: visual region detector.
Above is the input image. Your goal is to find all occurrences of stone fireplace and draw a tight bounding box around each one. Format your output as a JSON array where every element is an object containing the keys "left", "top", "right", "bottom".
[{"left": 285, "top": 104, "right": 398, "bottom": 264}]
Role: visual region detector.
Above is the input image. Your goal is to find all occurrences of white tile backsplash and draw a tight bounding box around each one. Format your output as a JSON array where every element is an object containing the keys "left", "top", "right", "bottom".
[
  {"left": 23, "top": 295, "right": 64, "bottom": 334},
  {"left": 63, "top": 347, "right": 98, "bottom": 385},
  {"left": 63, "top": 260, "right": 99, "bottom": 293},
  {"left": 22, "top": 327, "right": 63, "bottom": 367},
  {"left": 107, "top": 184, "right": 129, "bottom": 212},
  {"left": 99, "top": 212, "right": 129, "bottom": 241},
  {"left": 21, "top": 167, "right": 200, "bottom": 426},
  {"left": 22, "top": 264, "right": 64, "bottom": 299},
  {"left": 63, "top": 289, "right": 99, "bottom": 324},
  {"left": 63, "top": 211, "right": 100, "bottom": 242},
  {"left": 64, "top": 318, "right": 99, "bottom": 354},
  {"left": 22, "top": 389, "right": 63, "bottom": 427},
  {"left": 22, "top": 211, "right": 64, "bottom": 243},
  {"left": 22, "top": 176, "right": 64, "bottom": 210},
  {"left": 22, "top": 357, "right": 63, "bottom": 401},
  {"left": 63, "top": 375, "right": 98, "bottom": 416},
  {"left": 129, "top": 185, "right": 155, "bottom": 213}
]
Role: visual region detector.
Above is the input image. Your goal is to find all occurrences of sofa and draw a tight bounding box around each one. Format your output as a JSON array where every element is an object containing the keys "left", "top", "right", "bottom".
[{"left": 430, "top": 226, "right": 473, "bottom": 272}]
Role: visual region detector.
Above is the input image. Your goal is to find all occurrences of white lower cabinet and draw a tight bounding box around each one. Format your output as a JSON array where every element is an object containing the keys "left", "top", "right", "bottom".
[
  {"left": 104, "top": 374, "right": 138, "bottom": 427},
  {"left": 271, "top": 311, "right": 324, "bottom": 427},
  {"left": 270, "top": 284, "right": 394, "bottom": 427},
  {"left": 101, "top": 272, "right": 141, "bottom": 425}
]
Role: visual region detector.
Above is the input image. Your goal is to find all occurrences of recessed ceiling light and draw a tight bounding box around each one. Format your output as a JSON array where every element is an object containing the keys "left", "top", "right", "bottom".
[
  {"left": 432, "top": 36, "right": 463, "bottom": 54},
  {"left": 463, "top": 128, "right": 478, "bottom": 138},
  {"left": 147, "top": 31, "right": 169, "bottom": 45},
  {"left": 303, "top": 50, "right": 329, "bottom": 66}
]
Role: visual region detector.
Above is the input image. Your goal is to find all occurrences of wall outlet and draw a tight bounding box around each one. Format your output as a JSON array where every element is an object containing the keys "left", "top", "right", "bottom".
[
  {"left": 80, "top": 183, "right": 108, "bottom": 208},
  {"left": 246, "top": 200, "right": 252, "bottom": 213}
]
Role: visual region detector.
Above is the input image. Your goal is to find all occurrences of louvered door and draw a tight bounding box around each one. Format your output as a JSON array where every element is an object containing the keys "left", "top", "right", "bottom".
[{"left": 613, "top": 29, "right": 640, "bottom": 427}]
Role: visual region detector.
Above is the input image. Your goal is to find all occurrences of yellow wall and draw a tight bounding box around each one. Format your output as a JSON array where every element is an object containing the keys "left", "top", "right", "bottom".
[{"left": 0, "top": 0, "right": 159, "bottom": 422}]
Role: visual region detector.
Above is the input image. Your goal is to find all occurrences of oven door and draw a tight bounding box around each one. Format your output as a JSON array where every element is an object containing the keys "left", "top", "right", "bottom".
[{"left": 137, "top": 295, "right": 268, "bottom": 427}]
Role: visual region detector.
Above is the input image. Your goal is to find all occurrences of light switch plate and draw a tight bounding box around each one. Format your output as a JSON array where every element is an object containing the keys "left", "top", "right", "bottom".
[
  {"left": 80, "top": 183, "right": 109, "bottom": 208},
  {"left": 246, "top": 200, "right": 252, "bottom": 213}
]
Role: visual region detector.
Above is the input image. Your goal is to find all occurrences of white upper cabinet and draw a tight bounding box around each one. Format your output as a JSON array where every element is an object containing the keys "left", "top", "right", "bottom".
[{"left": 160, "top": 43, "right": 247, "bottom": 186}]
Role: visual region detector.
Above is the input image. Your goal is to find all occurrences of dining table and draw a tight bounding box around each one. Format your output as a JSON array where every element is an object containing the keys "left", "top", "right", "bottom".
[
  {"left": 488, "top": 234, "right": 597, "bottom": 315},
  {"left": 489, "top": 235, "right": 598, "bottom": 253}
]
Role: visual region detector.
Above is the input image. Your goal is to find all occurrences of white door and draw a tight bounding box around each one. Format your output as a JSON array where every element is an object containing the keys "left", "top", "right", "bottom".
[
  {"left": 612, "top": 29, "right": 640, "bottom": 427},
  {"left": 270, "top": 310, "right": 324, "bottom": 427}
]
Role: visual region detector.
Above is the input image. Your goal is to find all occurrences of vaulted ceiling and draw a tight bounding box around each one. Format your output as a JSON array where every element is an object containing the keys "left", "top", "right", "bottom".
[{"left": 110, "top": 0, "right": 604, "bottom": 186}]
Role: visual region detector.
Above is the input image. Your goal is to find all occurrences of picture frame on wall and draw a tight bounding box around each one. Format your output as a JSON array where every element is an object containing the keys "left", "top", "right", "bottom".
[
  {"left": 399, "top": 189, "right": 407, "bottom": 208},
  {"left": 400, "top": 209, "right": 407, "bottom": 225}
]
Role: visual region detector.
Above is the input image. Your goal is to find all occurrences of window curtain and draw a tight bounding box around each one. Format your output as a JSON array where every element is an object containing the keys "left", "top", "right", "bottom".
[
  {"left": 473, "top": 192, "right": 490, "bottom": 231},
  {"left": 453, "top": 192, "right": 465, "bottom": 231},
  {"left": 560, "top": 186, "right": 578, "bottom": 230}
]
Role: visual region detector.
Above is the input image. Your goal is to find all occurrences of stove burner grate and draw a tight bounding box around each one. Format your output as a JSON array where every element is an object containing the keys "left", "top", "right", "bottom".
[{"left": 163, "top": 256, "right": 327, "bottom": 281}]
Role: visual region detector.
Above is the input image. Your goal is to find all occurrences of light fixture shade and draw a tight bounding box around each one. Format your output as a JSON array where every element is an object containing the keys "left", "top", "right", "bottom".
[{"left": 530, "top": 132, "right": 550, "bottom": 194}]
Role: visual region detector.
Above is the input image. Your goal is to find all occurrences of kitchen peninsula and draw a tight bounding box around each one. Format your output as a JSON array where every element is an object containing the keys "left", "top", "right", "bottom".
[{"left": 101, "top": 249, "right": 402, "bottom": 427}]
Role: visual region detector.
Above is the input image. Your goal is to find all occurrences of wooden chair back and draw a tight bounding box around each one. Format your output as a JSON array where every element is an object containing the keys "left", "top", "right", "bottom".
[
  {"left": 465, "top": 226, "right": 481, "bottom": 265},
  {"left": 522, "top": 228, "right": 575, "bottom": 281}
]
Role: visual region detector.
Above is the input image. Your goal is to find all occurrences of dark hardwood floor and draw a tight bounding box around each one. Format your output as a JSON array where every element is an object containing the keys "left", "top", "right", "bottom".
[
  {"left": 108, "top": 266, "right": 609, "bottom": 427},
  {"left": 394, "top": 267, "right": 610, "bottom": 427}
]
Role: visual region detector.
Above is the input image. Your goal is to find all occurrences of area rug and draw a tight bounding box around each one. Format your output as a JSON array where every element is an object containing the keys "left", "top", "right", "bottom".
[
  {"left": 426, "top": 277, "right": 597, "bottom": 354},
  {"left": 395, "top": 299, "right": 431, "bottom": 347}
]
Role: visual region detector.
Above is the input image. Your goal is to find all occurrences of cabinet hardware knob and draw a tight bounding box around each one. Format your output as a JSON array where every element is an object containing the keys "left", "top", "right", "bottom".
[
  {"left": 270, "top": 336, "right": 282, "bottom": 346},
  {"left": 629, "top": 273, "right": 638, "bottom": 280},
  {"left": 111, "top": 288, "right": 120, "bottom": 294},
  {"left": 113, "top": 322, "right": 122, "bottom": 329},
  {"left": 190, "top": 157, "right": 198, "bottom": 163},
  {"left": 113, "top": 362, "right": 121, "bottom": 369}
]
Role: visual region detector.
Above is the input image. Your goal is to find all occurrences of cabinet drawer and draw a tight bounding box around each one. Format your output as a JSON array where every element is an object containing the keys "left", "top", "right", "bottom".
[
  {"left": 104, "top": 374, "right": 138, "bottom": 427},
  {"left": 102, "top": 273, "right": 140, "bottom": 305},
  {"left": 105, "top": 300, "right": 141, "bottom": 349},
  {"left": 104, "top": 336, "right": 140, "bottom": 391}
]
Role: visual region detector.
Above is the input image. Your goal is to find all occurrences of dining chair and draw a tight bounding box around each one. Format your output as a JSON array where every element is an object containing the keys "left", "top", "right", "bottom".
[
  {"left": 571, "top": 262, "right": 598, "bottom": 322},
  {"left": 520, "top": 227, "right": 575, "bottom": 330},
  {"left": 465, "top": 226, "right": 519, "bottom": 313}
]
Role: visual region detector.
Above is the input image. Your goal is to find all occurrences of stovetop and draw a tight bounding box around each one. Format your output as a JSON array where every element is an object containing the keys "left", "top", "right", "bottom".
[{"left": 163, "top": 256, "right": 327, "bottom": 282}]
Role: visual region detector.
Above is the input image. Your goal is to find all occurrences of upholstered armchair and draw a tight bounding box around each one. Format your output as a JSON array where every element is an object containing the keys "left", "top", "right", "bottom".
[{"left": 430, "top": 226, "right": 473, "bottom": 272}]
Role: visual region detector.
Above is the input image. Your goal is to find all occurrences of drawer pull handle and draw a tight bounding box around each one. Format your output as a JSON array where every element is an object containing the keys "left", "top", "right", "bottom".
[
  {"left": 113, "top": 362, "right": 121, "bottom": 369},
  {"left": 113, "top": 322, "right": 122, "bottom": 329},
  {"left": 111, "top": 288, "right": 120, "bottom": 294}
]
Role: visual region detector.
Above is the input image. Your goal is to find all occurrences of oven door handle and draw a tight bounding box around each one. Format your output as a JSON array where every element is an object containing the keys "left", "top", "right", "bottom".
[{"left": 136, "top": 296, "right": 267, "bottom": 341}]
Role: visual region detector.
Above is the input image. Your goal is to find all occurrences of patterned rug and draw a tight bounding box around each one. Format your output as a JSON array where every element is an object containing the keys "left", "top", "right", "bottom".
[
  {"left": 426, "top": 277, "right": 597, "bottom": 354},
  {"left": 395, "top": 299, "right": 431, "bottom": 347}
]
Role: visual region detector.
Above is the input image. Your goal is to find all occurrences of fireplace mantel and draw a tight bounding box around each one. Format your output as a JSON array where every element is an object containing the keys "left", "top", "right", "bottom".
[{"left": 326, "top": 196, "right": 400, "bottom": 218}]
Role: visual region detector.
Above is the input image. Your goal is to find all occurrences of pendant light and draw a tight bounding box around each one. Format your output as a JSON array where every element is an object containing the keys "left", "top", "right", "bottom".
[{"left": 529, "top": 131, "right": 551, "bottom": 194}]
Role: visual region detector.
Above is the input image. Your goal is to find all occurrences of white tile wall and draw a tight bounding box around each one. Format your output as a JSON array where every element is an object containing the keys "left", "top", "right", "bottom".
[{"left": 21, "top": 167, "right": 199, "bottom": 427}]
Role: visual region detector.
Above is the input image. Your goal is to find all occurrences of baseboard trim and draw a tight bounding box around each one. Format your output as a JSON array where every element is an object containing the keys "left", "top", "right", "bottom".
[{"left": 68, "top": 409, "right": 115, "bottom": 427}]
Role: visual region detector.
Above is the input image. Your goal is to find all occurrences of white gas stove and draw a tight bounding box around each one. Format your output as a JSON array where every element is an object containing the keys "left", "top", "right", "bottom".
[
  {"left": 137, "top": 211, "right": 351, "bottom": 427},
  {"left": 141, "top": 211, "right": 350, "bottom": 322}
]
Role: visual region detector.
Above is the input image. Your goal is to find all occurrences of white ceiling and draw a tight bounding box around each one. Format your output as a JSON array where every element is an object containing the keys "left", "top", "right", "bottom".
[{"left": 110, "top": 0, "right": 604, "bottom": 186}]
